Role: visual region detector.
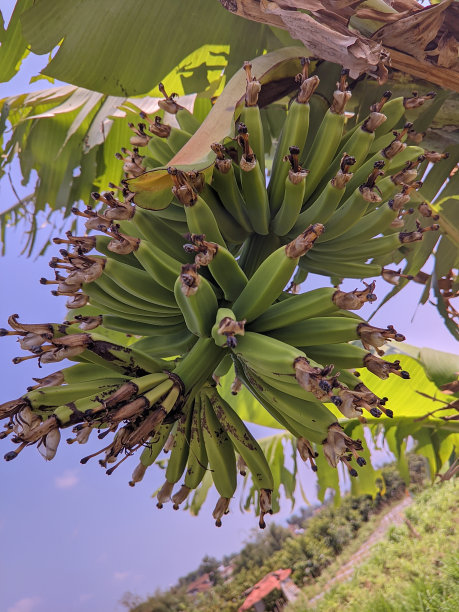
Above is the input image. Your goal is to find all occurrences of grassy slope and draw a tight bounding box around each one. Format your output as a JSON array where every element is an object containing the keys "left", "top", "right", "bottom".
[{"left": 291, "top": 479, "right": 458, "bottom": 611}]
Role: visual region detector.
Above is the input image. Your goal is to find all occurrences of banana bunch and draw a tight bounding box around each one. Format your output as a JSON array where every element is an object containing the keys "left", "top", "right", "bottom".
[{"left": 0, "top": 57, "right": 449, "bottom": 527}]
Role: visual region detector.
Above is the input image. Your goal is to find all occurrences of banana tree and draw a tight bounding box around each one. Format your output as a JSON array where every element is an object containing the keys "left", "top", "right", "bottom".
[{"left": 0, "top": 2, "right": 458, "bottom": 526}]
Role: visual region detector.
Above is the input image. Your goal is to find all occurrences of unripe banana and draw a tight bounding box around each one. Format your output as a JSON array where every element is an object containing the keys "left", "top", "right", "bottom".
[
  {"left": 302, "top": 70, "right": 351, "bottom": 201},
  {"left": 201, "top": 393, "right": 237, "bottom": 499},
  {"left": 190, "top": 237, "right": 247, "bottom": 302},
  {"left": 267, "top": 316, "right": 360, "bottom": 346},
  {"left": 174, "top": 264, "right": 218, "bottom": 337},
  {"left": 204, "top": 387, "right": 273, "bottom": 492},
  {"left": 269, "top": 60, "right": 318, "bottom": 213},
  {"left": 271, "top": 149, "right": 308, "bottom": 236},
  {"left": 233, "top": 225, "right": 324, "bottom": 322},
  {"left": 248, "top": 287, "right": 338, "bottom": 333}
]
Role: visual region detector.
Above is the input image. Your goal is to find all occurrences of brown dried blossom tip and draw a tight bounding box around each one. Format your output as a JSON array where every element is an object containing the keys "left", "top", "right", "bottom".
[
  {"left": 180, "top": 263, "right": 200, "bottom": 297},
  {"left": 168, "top": 167, "right": 198, "bottom": 206},
  {"left": 171, "top": 485, "right": 192, "bottom": 509},
  {"left": 403, "top": 91, "right": 436, "bottom": 110},
  {"left": 381, "top": 268, "right": 414, "bottom": 286},
  {"left": 237, "top": 123, "right": 255, "bottom": 166},
  {"left": 237, "top": 455, "right": 248, "bottom": 476},
  {"left": 98, "top": 224, "right": 139, "bottom": 254},
  {"left": 90, "top": 191, "right": 135, "bottom": 221},
  {"left": 139, "top": 113, "right": 171, "bottom": 139},
  {"left": 359, "top": 161, "right": 385, "bottom": 202},
  {"left": 286, "top": 224, "right": 324, "bottom": 259},
  {"left": 53, "top": 231, "right": 96, "bottom": 253},
  {"left": 382, "top": 122, "right": 412, "bottom": 160},
  {"left": 364, "top": 353, "right": 409, "bottom": 380},
  {"left": 259, "top": 489, "right": 273, "bottom": 529},
  {"left": 66, "top": 315, "right": 103, "bottom": 331},
  {"left": 128, "top": 461, "right": 148, "bottom": 487},
  {"left": 72, "top": 205, "right": 109, "bottom": 231},
  {"left": 330, "top": 69, "right": 351, "bottom": 115},
  {"left": 398, "top": 221, "right": 439, "bottom": 244},
  {"left": 331, "top": 154, "right": 356, "bottom": 189},
  {"left": 322, "top": 423, "right": 364, "bottom": 473},
  {"left": 297, "top": 437, "right": 319, "bottom": 472},
  {"left": 27, "top": 370, "right": 65, "bottom": 392},
  {"left": 156, "top": 480, "right": 174, "bottom": 509},
  {"left": 333, "top": 281, "right": 377, "bottom": 310},
  {"left": 243, "top": 61, "right": 261, "bottom": 107},
  {"left": 370, "top": 91, "right": 392, "bottom": 114},
  {"left": 332, "top": 379, "right": 388, "bottom": 419},
  {"left": 213, "top": 496, "right": 231, "bottom": 527},
  {"left": 115, "top": 147, "right": 145, "bottom": 178},
  {"left": 127, "top": 121, "right": 150, "bottom": 147},
  {"left": 283, "top": 146, "right": 307, "bottom": 179},
  {"left": 353, "top": 382, "right": 389, "bottom": 418},
  {"left": 218, "top": 317, "right": 246, "bottom": 349},
  {"left": 294, "top": 357, "right": 335, "bottom": 401},
  {"left": 158, "top": 83, "right": 184, "bottom": 115},
  {"left": 231, "top": 376, "right": 242, "bottom": 395},
  {"left": 295, "top": 59, "right": 319, "bottom": 104},
  {"left": 362, "top": 112, "right": 386, "bottom": 134},
  {"left": 391, "top": 156, "right": 425, "bottom": 185},
  {"left": 418, "top": 202, "right": 440, "bottom": 221},
  {"left": 357, "top": 323, "right": 405, "bottom": 355}
]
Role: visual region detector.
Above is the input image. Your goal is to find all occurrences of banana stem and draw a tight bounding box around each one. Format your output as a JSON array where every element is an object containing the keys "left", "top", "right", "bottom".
[{"left": 174, "top": 337, "right": 225, "bottom": 391}]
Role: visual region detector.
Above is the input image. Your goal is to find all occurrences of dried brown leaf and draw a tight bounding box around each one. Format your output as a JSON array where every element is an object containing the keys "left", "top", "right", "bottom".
[
  {"left": 436, "top": 33, "right": 459, "bottom": 69},
  {"left": 373, "top": 0, "right": 454, "bottom": 61}
]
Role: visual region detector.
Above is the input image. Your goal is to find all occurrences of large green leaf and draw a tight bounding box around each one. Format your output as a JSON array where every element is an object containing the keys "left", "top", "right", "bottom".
[
  {"left": 0, "top": 0, "right": 33, "bottom": 82},
  {"left": 20, "top": 0, "right": 269, "bottom": 96}
]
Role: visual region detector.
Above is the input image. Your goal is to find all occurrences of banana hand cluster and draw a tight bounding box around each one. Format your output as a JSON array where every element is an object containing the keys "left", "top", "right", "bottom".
[{"left": 0, "top": 57, "right": 447, "bottom": 527}]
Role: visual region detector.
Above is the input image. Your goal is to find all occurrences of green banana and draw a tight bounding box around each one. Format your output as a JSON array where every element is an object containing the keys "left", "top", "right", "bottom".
[
  {"left": 299, "top": 255, "right": 382, "bottom": 279},
  {"left": 183, "top": 395, "right": 208, "bottom": 491},
  {"left": 267, "top": 316, "right": 360, "bottom": 346},
  {"left": 233, "top": 225, "right": 324, "bottom": 322},
  {"left": 240, "top": 62, "right": 265, "bottom": 174},
  {"left": 130, "top": 422, "right": 173, "bottom": 485},
  {"left": 132, "top": 239, "right": 181, "bottom": 290},
  {"left": 232, "top": 331, "right": 303, "bottom": 376},
  {"left": 248, "top": 287, "right": 338, "bottom": 332},
  {"left": 299, "top": 343, "right": 367, "bottom": 370},
  {"left": 271, "top": 147, "right": 308, "bottom": 236},
  {"left": 269, "top": 60, "right": 319, "bottom": 214},
  {"left": 237, "top": 124, "right": 270, "bottom": 235},
  {"left": 210, "top": 146, "right": 252, "bottom": 233},
  {"left": 315, "top": 165, "right": 384, "bottom": 244},
  {"left": 302, "top": 70, "right": 351, "bottom": 202},
  {"left": 205, "top": 387, "right": 273, "bottom": 491},
  {"left": 290, "top": 154, "right": 355, "bottom": 234},
  {"left": 130, "top": 207, "right": 190, "bottom": 263},
  {"left": 133, "top": 329, "right": 197, "bottom": 358},
  {"left": 164, "top": 403, "right": 193, "bottom": 485},
  {"left": 102, "top": 316, "right": 187, "bottom": 337},
  {"left": 201, "top": 392, "right": 237, "bottom": 500},
  {"left": 189, "top": 237, "right": 247, "bottom": 302},
  {"left": 24, "top": 379, "right": 124, "bottom": 408},
  {"left": 174, "top": 264, "right": 218, "bottom": 337}
]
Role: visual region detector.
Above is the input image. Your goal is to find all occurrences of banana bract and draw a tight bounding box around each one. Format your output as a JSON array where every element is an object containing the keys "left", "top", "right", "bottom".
[{"left": 0, "top": 56, "right": 449, "bottom": 529}]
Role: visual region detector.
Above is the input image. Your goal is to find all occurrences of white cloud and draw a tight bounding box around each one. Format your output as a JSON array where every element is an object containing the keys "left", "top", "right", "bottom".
[
  {"left": 7, "top": 596, "right": 41, "bottom": 612},
  {"left": 55, "top": 470, "right": 79, "bottom": 489},
  {"left": 113, "top": 571, "right": 130, "bottom": 581}
]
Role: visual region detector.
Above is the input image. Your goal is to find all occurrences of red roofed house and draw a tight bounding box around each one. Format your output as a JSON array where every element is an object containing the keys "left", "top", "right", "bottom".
[
  {"left": 238, "top": 568, "right": 300, "bottom": 611},
  {"left": 186, "top": 572, "right": 213, "bottom": 597}
]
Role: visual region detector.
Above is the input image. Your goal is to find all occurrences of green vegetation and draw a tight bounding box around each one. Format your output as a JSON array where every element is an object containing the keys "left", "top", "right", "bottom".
[
  {"left": 292, "top": 478, "right": 458, "bottom": 611},
  {"left": 123, "top": 456, "right": 428, "bottom": 611}
]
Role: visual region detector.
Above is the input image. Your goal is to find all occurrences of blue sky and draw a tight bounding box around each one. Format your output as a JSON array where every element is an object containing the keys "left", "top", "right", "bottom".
[{"left": 0, "top": 3, "right": 458, "bottom": 612}]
